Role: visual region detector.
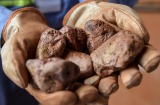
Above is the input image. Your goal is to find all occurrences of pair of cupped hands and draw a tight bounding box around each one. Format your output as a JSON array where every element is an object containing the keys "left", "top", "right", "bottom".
[{"left": 1, "top": 0, "right": 160, "bottom": 105}]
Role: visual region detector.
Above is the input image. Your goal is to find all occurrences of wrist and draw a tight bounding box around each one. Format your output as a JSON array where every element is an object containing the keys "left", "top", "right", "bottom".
[{"left": 0, "top": 6, "right": 12, "bottom": 47}]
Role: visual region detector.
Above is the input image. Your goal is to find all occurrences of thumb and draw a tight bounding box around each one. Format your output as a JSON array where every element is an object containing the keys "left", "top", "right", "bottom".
[{"left": 26, "top": 84, "right": 78, "bottom": 105}]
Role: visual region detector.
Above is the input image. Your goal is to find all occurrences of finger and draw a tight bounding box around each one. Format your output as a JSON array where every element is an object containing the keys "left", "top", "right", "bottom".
[
  {"left": 87, "top": 95, "right": 108, "bottom": 105},
  {"left": 75, "top": 85, "right": 99, "bottom": 104},
  {"left": 84, "top": 75, "right": 100, "bottom": 87},
  {"left": 98, "top": 75, "right": 119, "bottom": 97},
  {"left": 138, "top": 45, "right": 160, "bottom": 73},
  {"left": 26, "top": 84, "right": 78, "bottom": 105},
  {"left": 120, "top": 63, "right": 142, "bottom": 89},
  {"left": 1, "top": 40, "right": 28, "bottom": 88}
]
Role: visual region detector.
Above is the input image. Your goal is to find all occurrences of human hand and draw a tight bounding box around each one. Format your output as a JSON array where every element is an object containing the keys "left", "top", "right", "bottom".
[
  {"left": 1, "top": 7, "right": 110, "bottom": 105},
  {"left": 2, "top": 1, "right": 160, "bottom": 105},
  {"left": 25, "top": 84, "right": 78, "bottom": 105},
  {"left": 63, "top": 0, "right": 160, "bottom": 96},
  {"left": 26, "top": 82, "right": 108, "bottom": 105},
  {"left": 1, "top": 7, "right": 49, "bottom": 88}
]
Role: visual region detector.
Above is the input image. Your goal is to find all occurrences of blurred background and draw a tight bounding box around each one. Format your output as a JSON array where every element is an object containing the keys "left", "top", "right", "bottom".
[{"left": 110, "top": 0, "right": 160, "bottom": 105}]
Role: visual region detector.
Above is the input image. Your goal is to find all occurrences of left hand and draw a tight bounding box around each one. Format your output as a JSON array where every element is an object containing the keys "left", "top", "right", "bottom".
[{"left": 63, "top": 0, "right": 160, "bottom": 95}]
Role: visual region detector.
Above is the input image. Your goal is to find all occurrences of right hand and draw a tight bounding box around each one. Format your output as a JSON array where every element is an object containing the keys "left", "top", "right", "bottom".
[
  {"left": 1, "top": 7, "right": 49, "bottom": 88},
  {"left": 26, "top": 83, "right": 109, "bottom": 105},
  {"left": 26, "top": 84, "right": 78, "bottom": 105},
  {"left": 1, "top": 7, "right": 109, "bottom": 105}
]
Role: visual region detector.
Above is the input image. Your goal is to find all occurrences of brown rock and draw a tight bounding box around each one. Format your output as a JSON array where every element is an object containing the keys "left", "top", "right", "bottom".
[
  {"left": 84, "top": 19, "right": 118, "bottom": 53},
  {"left": 63, "top": 49, "right": 94, "bottom": 79},
  {"left": 36, "top": 28, "right": 66, "bottom": 59},
  {"left": 91, "top": 30, "right": 144, "bottom": 77},
  {"left": 26, "top": 57, "right": 80, "bottom": 93},
  {"left": 60, "top": 25, "right": 87, "bottom": 52}
]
